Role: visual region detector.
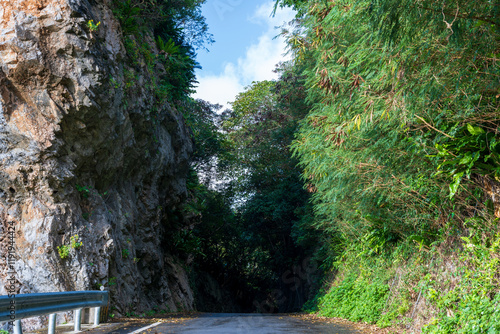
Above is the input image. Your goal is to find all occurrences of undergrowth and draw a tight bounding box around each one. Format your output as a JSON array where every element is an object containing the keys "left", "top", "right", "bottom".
[
  {"left": 315, "top": 241, "right": 396, "bottom": 324},
  {"left": 422, "top": 232, "right": 500, "bottom": 333},
  {"left": 308, "top": 229, "right": 500, "bottom": 333}
]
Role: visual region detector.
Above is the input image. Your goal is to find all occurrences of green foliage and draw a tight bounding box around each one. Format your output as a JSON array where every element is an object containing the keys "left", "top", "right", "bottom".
[
  {"left": 110, "top": 76, "right": 120, "bottom": 88},
  {"left": 273, "top": 0, "right": 309, "bottom": 15},
  {"left": 108, "top": 277, "right": 117, "bottom": 286},
  {"left": 423, "top": 234, "right": 500, "bottom": 333},
  {"left": 75, "top": 184, "right": 91, "bottom": 198},
  {"left": 156, "top": 36, "right": 180, "bottom": 56},
  {"left": 122, "top": 248, "right": 129, "bottom": 259},
  {"left": 186, "top": 65, "right": 321, "bottom": 312},
  {"left": 87, "top": 20, "right": 100, "bottom": 32},
  {"left": 112, "top": 0, "right": 212, "bottom": 46},
  {"left": 281, "top": 0, "right": 499, "bottom": 261},
  {"left": 430, "top": 123, "right": 500, "bottom": 198},
  {"left": 192, "top": 64, "right": 322, "bottom": 312},
  {"left": 305, "top": 219, "right": 500, "bottom": 330},
  {"left": 112, "top": 0, "right": 143, "bottom": 35},
  {"left": 318, "top": 274, "right": 390, "bottom": 323},
  {"left": 112, "top": 0, "right": 211, "bottom": 104},
  {"left": 158, "top": 47, "right": 199, "bottom": 102},
  {"left": 57, "top": 245, "right": 70, "bottom": 259},
  {"left": 167, "top": 0, "right": 499, "bottom": 325},
  {"left": 123, "top": 68, "right": 137, "bottom": 90},
  {"left": 310, "top": 238, "right": 398, "bottom": 325},
  {"left": 70, "top": 235, "right": 83, "bottom": 249},
  {"left": 182, "top": 99, "right": 231, "bottom": 174},
  {"left": 173, "top": 229, "right": 204, "bottom": 256},
  {"left": 148, "top": 0, "right": 499, "bottom": 326}
]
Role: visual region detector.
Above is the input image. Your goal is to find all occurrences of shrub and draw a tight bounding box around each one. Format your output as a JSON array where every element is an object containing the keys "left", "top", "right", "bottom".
[{"left": 57, "top": 245, "right": 70, "bottom": 259}]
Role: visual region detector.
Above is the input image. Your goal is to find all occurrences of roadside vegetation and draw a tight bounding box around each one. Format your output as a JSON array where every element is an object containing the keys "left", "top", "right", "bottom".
[{"left": 270, "top": 0, "right": 500, "bottom": 331}]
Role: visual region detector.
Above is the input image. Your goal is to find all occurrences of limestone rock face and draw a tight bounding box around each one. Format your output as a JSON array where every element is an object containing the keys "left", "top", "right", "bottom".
[{"left": 0, "top": 0, "right": 194, "bottom": 327}]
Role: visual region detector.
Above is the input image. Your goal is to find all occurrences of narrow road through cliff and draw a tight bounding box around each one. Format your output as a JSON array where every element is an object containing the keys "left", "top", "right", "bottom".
[
  {"left": 69, "top": 313, "right": 366, "bottom": 334},
  {"left": 149, "top": 313, "right": 362, "bottom": 333}
]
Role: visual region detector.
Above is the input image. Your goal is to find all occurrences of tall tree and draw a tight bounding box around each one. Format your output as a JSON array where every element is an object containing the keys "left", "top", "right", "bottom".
[{"left": 221, "top": 64, "right": 320, "bottom": 311}]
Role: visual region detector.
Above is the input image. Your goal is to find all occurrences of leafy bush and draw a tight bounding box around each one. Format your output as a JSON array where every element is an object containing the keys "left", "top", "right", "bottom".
[
  {"left": 57, "top": 245, "right": 70, "bottom": 259},
  {"left": 423, "top": 234, "right": 500, "bottom": 333},
  {"left": 318, "top": 274, "right": 390, "bottom": 323}
]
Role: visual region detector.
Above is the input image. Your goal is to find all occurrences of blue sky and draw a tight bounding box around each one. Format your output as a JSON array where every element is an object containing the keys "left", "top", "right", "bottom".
[{"left": 193, "top": 0, "right": 295, "bottom": 109}]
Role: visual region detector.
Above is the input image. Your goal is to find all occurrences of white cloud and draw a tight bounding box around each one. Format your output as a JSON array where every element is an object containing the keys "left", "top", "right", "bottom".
[
  {"left": 193, "top": 1, "right": 295, "bottom": 110},
  {"left": 252, "top": 0, "right": 295, "bottom": 27},
  {"left": 194, "top": 63, "right": 243, "bottom": 110}
]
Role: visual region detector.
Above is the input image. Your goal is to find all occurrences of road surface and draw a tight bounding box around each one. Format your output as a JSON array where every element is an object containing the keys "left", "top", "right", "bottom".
[
  {"left": 27, "top": 313, "right": 366, "bottom": 334},
  {"left": 100, "top": 313, "right": 364, "bottom": 334}
]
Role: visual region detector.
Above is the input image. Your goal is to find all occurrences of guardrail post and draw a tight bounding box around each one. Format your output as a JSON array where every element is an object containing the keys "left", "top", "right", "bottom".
[
  {"left": 13, "top": 319, "right": 22, "bottom": 334},
  {"left": 93, "top": 307, "right": 101, "bottom": 326},
  {"left": 74, "top": 309, "right": 82, "bottom": 332},
  {"left": 48, "top": 314, "right": 56, "bottom": 334},
  {"left": 0, "top": 291, "right": 109, "bottom": 331}
]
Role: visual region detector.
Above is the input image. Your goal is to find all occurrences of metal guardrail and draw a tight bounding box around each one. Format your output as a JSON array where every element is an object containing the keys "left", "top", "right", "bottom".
[{"left": 0, "top": 291, "right": 109, "bottom": 334}]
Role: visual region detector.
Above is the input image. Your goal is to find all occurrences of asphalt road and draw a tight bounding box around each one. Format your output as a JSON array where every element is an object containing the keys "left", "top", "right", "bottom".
[
  {"left": 27, "top": 313, "right": 365, "bottom": 334},
  {"left": 130, "top": 313, "right": 363, "bottom": 334}
]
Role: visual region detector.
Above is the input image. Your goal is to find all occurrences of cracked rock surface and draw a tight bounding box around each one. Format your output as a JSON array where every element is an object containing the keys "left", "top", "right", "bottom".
[{"left": 0, "top": 0, "right": 195, "bottom": 329}]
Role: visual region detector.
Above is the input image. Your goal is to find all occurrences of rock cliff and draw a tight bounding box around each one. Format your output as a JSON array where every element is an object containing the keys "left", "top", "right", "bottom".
[{"left": 0, "top": 0, "right": 195, "bottom": 328}]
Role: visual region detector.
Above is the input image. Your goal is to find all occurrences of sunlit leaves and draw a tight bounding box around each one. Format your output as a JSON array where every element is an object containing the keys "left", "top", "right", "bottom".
[{"left": 286, "top": 0, "right": 500, "bottom": 243}]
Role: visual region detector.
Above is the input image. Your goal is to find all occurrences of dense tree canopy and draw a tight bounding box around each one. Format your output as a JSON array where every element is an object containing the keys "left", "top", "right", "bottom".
[{"left": 186, "top": 64, "right": 322, "bottom": 312}]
